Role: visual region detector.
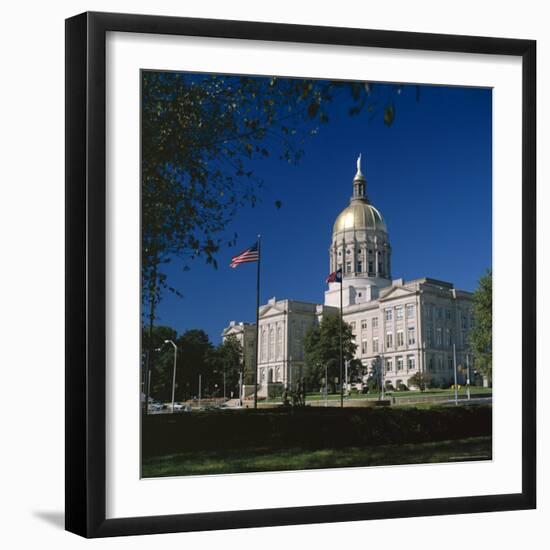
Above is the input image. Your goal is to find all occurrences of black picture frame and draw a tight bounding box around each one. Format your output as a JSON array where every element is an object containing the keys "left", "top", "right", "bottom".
[{"left": 65, "top": 11, "right": 536, "bottom": 538}]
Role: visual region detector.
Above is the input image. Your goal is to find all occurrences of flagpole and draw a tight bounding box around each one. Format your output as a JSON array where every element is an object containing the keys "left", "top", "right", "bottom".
[
  {"left": 339, "top": 272, "right": 344, "bottom": 408},
  {"left": 254, "top": 235, "right": 261, "bottom": 409}
]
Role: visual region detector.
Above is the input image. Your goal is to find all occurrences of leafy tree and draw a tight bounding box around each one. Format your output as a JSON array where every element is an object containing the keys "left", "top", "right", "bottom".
[
  {"left": 469, "top": 269, "right": 492, "bottom": 385},
  {"left": 347, "top": 358, "right": 366, "bottom": 383},
  {"left": 303, "top": 314, "right": 357, "bottom": 391},
  {"left": 408, "top": 371, "right": 432, "bottom": 392},
  {"left": 207, "top": 335, "right": 243, "bottom": 398},
  {"left": 141, "top": 325, "right": 177, "bottom": 402},
  {"left": 364, "top": 359, "right": 383, "bottom": 393},
  {"left": 175, "top": 329, "right": 214, "bottom": 399}
]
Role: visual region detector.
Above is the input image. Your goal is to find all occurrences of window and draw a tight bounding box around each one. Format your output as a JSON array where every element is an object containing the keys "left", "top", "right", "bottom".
[
  {"left": 346, "top": 249, "right": 351, "bottom": 255},
  {"left": 428, "top": 357, "right": 434, "bottom": 372},
  {"left": 437, "top": 307, "right": 443, "bottom": 320},
  {"left": 427, "top": 305, "right": 433, "bottom": 319},
  {"left": 448, "top": 357, "right": 454, "bottom": 370},
  {"left": 426, "top": 327, "right": 433, "bottom": 346},
  {"left": 350, "top": 321, "right": 356, "bottom": 332},
  {"left": 396, "top": 306, "right": 403, "bottom": 320},
  {"left": 357, "top": 261, "right": 363, "bottom": 272},
  {"left": 372, "top": 338, "right": 379, "bottom": 353},
  {"left": 462, "top": 315, "right": 468, "bottom": 329},
  {"left": 385, "top": 358, "right": 393, "bottom": 373},
  {"left": 385, "top": 308, "right": 393, "bottom": 321},
  {"left": 346, "top": 261, "right": 352, "bottom": 273},
  {"left": 446, "top": 328, "right": 452, "bottom": 346},
  {"left": 368, "top": 261, "right": 374, "bottom": 273},
  {"left": 397, "top": 330, "right": 404, "bottom": 347},
  {"left": 408, "top": 326, "right": 416, "bottom": 345},
  {"left": 361, "top": 340, "right": 368, "bottom": 354},
  {"left": 445, "top": 309, "right": 452, "bottom": 320},
  {"left": 438, "top": 357, "right": 443, "bottom": 370},
  {"left": 372, "top": 317, "right": 378, "bottom": 328},
  {"left": 361, "top": 320, "right": 367, "bottom": 330},
  {"left": 277, "top": 325, "right": 283, "bottom": 359},
  {"left": 397, "top": 356, "right": 404, "bottom": 371},
  {"left": 386, "top": 332, "right": 393, "bottom": 349},
  {"left": 406, "top": 304, "right": 414, "bottom": 319},
  {"left": 407, "top": 355, "right": 415, "bottom": 370},
  {"left": 436, "top": 327, "right": 442, "bottom": 346}
]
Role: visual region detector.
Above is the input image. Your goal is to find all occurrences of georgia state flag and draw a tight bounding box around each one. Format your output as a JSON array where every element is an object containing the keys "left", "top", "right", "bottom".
[{"left": 325, "top": 268, "right": 343, "bottom": 284}]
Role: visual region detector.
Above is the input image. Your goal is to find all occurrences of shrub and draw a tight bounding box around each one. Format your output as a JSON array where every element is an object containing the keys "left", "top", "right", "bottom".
[{"left": 142, "top": 405, "right": 493, "bottom": 458}]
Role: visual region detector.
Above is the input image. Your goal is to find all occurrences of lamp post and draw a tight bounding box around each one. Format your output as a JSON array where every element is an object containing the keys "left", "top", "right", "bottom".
[
  {"left": 452, "top": 343, "right": 458, "bottom": 406},
  {"left": 380, "top": 353, "right": 385, "bottom": 401},
  {"left": 238, "top": 371, "right": 243, "bottom": 406},
  {"left": 164, "top": 339, "right": 178, "bottom": 413},
  {"left": 345, "top": 359, "right": 349, "bottom": 399},
  {"left": 466, "top": 352, "right": 471, "bottom": 401},
  {"left": 198, "top": 374, "right": 202, "bottom": 408},
  {"left": 147, "top": 370, "right": 152, "bottom": 412},
  {"left": 325, "top": 364, "right": 329, "bottom": 407}
]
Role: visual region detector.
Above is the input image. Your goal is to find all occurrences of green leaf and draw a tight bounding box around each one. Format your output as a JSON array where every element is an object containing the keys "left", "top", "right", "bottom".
[
  {"left": 307, "top": 101, "right": 319, "bottom": 118},
  {"left": 384, "top": 105, "right": 395, "bottom": 126}
]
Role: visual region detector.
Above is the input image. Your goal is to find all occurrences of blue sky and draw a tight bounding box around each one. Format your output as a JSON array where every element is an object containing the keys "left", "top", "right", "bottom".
[{"left": 153, "top": 80, "right": 492, "bottom": 344}]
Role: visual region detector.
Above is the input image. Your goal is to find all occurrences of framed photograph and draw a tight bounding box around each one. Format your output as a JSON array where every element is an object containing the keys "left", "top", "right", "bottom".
[{"left": 65, "top": 11, "right": 536, "bottom": 538}]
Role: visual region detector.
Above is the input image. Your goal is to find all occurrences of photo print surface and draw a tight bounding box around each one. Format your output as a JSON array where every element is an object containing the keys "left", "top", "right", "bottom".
[{"left": 140, "top": 70, "right": 492, "bottom": 478}]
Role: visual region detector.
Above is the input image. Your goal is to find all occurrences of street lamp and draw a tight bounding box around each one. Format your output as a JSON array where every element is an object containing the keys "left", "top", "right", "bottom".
[
  {"left": 466, "top": 352, "right": 471, "bottom": 401},
  {"left": 164, "top": 339, "right": 178, "bottom": 413},
  {"left": 378, "top": 354, "right": 385, "bottom": 401},
  {"left": 325, "top": 363, "right": 328, "bottom": 407}
]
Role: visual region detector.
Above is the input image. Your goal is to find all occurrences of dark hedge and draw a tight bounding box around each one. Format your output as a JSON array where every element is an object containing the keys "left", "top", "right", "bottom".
[{"left": 142, "top": 405, "right": 492, "bottom": 458}]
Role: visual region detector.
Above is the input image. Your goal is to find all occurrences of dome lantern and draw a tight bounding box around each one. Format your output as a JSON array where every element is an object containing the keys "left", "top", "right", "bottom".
[{"left": 352, "top": 153, "right": 367, "bottom": 200}]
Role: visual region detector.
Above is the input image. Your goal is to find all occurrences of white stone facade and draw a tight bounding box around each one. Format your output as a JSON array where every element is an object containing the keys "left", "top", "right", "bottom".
[
  {"left": 342, "top": 277, "right": 473, "bottom": 389},
  {"left": 254, "top": 298, "right": 338, "bottom": 397},
  {"left": 222, "top": 157, "right": 475, "bottom": 395}
]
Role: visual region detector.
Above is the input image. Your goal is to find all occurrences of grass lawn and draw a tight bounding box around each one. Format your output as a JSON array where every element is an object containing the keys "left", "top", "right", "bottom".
[{"left": 142, "top": 435, "right": 492, "bottom": 478}]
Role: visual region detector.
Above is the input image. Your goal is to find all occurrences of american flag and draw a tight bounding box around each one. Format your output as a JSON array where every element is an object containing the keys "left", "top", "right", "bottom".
[{"left": 229, "top": 242, "right": 259, "bottom": 268}]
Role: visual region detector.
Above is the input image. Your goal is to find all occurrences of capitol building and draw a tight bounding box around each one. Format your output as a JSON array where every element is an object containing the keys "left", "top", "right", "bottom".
[{"left": 223, "top": 157, "right": 474, "bottom": 397}]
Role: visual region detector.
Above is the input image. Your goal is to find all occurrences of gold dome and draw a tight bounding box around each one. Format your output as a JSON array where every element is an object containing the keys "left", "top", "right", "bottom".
[{"left": 333, "top": 200, "right": 387, "bottom": 234}]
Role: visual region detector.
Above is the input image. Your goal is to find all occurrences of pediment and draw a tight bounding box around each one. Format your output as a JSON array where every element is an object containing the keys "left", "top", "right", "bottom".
[
  {"left": 379, "top": 285, "right": 416, "bottom": 301},
  {"left": 223, "top": 326, "right": 243, "bottom": 336},
  {"left": 259, "top": 304, "right": 285, "bottom": 318}
]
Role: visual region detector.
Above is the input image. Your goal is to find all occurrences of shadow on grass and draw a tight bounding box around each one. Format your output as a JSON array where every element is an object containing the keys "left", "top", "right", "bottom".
[{"left": 142, "top": 436, "right": 492, "bottom": 478}]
